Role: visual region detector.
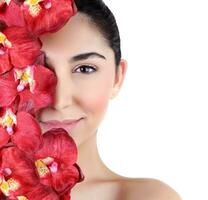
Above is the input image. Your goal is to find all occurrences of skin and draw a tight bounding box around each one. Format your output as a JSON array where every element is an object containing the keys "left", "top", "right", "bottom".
[{"left": 37, "top": 12, "right": 181, "bottom": 200}]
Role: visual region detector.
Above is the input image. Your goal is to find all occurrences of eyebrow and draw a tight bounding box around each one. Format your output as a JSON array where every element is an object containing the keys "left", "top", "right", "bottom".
[
  {"left": 69, "top": 52, "right": 106, "bottom": 62},
  {"left": 44, "top": 52, "right": 106, "bottom": 68}
]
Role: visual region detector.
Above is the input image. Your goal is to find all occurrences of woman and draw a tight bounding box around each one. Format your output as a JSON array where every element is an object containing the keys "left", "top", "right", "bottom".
[{"left": 37, "top": 0, "right": 181, "bottom": 199}]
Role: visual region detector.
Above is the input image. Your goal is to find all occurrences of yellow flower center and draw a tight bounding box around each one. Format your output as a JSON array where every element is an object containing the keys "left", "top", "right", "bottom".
[
  {"left": 0, "top": 32, "right": 6, "bottom": 43},
  {"left": 24, "top": 0, "right": 52, "bottom": 16},
  {"left": 24, "top": 0, "right": 44, "bottom": 17},
  {"left": 21, "top": 71, "right": 30, "bottom": 81},
  {"left": 0, "top": 109, "right": 17, "bottom": 135},
  {"left": 29, "top": 0, "right": 40, "bottom": 5},
  {"left": 7, "top": 178, "right": 20, "bottom": 191},
  {"left": 0, "top": 32, "right": 12, "bottom": 48},
  {"left": 0, "top": 178, "right": 20, "bottom": 197},
  {"left": 5, "top": 115, "right": 13, "bottom": 125},
  {"left": 25, "top": 0, "right": 46, "bottom": 7},
  {"left": 14, "top": 66, "right": 36, "bottom": 93},
  {"left": 35, "top": 156, "right": 58, "bottom": 177},
  {"left": 0, "top": 179, "right": 10, "bottom": 196},
  {"left": 35, "top": 159, "right": 50, "bottom": 178}
]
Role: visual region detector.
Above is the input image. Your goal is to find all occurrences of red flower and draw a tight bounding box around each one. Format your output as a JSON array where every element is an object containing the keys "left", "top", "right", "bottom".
[
  {"left": 0, "top": 0, "right": 25, "bottom": 27},
  {"left": 0, "top": 146, "right": 40, "bottom": 197},
  {"left": 0, "top": 109, "right": 42, "bottom": 154},
  {"left": 0, "top": 64, "right": 57, "bottom": 114},
  {"left": 21, "top": 0, "right": 76, "bottom": 35},
  {"left": 34, "top": 128, "right": 84, "bottom": 195},
  {"left": 0, "top": 146, "right": 59, "bottom": 199},
  {"left": 0, "top": 26, "right": 41, "bottom": 75}
]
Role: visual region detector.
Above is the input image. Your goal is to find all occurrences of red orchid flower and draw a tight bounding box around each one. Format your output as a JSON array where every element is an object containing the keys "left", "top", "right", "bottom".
[
  {"left": 0, "top": 26, "right": 41, "bottom": 75},
  {"left": 0, "top": 0, "right": 25, "bottom": 27},
  {"left": 0, "top": 146, "right": 59, "bottom": 199},
  {"left": 20, "top": 0, "right": 76, "bottom": 35},
  {"left": 0, "top": 64, "right": 57, "bottom": 114},
  {"left": 0, "top": 109, "right": 42, "bottom": 154},
  {"left": 0, "top": 146, "right": 40, "bottom": 197},
  {"left": 34, "top": 128, "right": 84, "bottom": 195}
]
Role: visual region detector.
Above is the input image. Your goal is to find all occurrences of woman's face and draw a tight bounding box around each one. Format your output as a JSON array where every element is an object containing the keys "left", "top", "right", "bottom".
[{"left": 37, "top": 13, "right": 125, "bottom": 146}]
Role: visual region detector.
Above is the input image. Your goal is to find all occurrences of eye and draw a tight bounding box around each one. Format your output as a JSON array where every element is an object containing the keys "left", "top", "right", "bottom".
[{"left": 74, "top": 65, "right": 97, "bottom": 74}]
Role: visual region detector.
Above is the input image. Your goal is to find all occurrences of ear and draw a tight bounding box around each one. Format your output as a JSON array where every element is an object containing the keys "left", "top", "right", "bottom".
[{"left": 110, "top": 59, "right": 128, "bottom": 99}]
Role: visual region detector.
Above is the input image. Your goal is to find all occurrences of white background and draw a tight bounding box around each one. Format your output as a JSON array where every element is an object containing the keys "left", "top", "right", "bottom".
[{"left": 97, "top": 1, "right": 208, "bottom": 200}]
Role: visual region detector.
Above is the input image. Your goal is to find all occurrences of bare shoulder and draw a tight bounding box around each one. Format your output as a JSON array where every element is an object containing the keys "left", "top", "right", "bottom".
[{"left": 118, "top": 177, "right": 182, "bottom": 200}]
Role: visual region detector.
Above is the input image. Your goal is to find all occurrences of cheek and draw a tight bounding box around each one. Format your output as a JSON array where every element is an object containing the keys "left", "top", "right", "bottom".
[
  {"left": 81, "top": 85, "right": 110, "bottom": 118},
  {"left": 77, "top": 72, "right": 115, "bottom": 117}
]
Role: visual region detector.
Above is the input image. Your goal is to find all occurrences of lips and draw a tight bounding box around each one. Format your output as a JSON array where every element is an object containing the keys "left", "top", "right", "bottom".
[
  {"left": 43, "top": 119, "right": 80, "bottom": 125},
  {"left": 40, "top": 118, "right": 82, "bottom": 132}
]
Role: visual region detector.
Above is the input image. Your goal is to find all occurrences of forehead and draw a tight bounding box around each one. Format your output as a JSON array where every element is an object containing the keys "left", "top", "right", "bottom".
[{"left": 39, "top": 13, "right": 111, "bottom": 56}]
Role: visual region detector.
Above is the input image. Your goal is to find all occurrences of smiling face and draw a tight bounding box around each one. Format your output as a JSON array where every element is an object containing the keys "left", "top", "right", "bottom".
[{"left": 37, "top": 12, "right": 126, "bottom": 146}]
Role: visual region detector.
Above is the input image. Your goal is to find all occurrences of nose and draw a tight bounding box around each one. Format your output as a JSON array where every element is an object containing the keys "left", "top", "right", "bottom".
[{"left": 52, "top": 75, "right": 74, "bottom": 111}]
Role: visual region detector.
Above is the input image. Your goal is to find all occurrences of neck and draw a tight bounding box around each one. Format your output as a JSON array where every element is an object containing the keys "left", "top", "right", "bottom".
[{"left": 76, "top": 130, "right": 116, "bottom": 183}]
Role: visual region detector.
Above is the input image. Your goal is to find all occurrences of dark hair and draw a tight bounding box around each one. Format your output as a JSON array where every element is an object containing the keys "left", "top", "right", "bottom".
[{"left": 75, "top": 0, "right": 121, "bottom": 72}]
